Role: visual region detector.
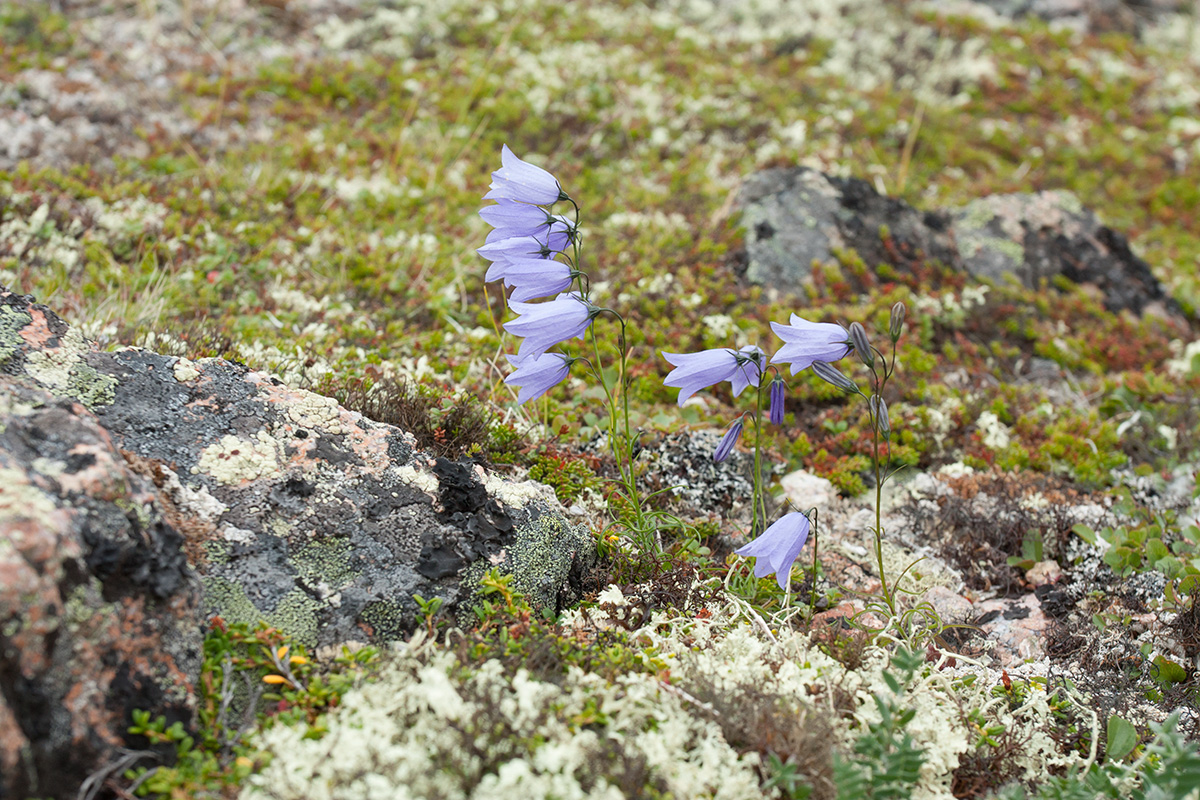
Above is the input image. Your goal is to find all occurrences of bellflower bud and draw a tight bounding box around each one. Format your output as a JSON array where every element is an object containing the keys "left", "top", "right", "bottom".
[
  {"left": 713, "top": 415, "right": 745, "bottom": 463},
  {"left": 849, "top": 322, "right": 873, "bottom": 367},
  {"left": 870, "top": 396, "right": 891, "bottom": 434},
  {"left": 812, "top": 360, "right": 859, "bottom": 394},
  {"left": 889, "top": 301, "right": 906, "bottom": 341},
  {"left": 769, "top": 374, "right": 786, "bottom": 426}
]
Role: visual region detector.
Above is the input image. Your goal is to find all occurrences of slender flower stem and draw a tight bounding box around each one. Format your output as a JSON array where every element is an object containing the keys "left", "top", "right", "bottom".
[
  {"left": 809, "top": 509, "right": 820, "bottom": 620},
  {"left": 752, "top": 381, "right": 766, "bottom": 535}
]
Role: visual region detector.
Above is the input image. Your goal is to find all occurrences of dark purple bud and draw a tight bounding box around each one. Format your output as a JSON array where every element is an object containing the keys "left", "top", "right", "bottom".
[
  {"left": 849, "top": 322, "right": 873, "bottom": 367},
  {"left": 769, "top": 376, "right": 786, "bottom": 426},
  {"left": 713, "top": 416, "right": 745, "bottom": 463},
  {"left": 889, "top": 302, "right": 906, "bottom": 341},
  {"left": 812, "top": 360, "right": 859, "bottom": 394},
  {"left": 870, "top": 396, "right": 891, "bottom": 434}
]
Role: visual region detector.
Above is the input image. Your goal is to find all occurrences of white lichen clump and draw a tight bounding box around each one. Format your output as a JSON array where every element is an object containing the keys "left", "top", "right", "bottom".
[
  {"left": 194, "top": 432, "right": 282, "bottom": 485},
  {"left": 245, "top": 599, "right": 1088, "bottom": 800}
]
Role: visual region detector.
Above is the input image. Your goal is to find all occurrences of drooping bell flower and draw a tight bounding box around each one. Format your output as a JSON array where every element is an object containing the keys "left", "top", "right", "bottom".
[
  {"left": 660, "top": 345, "right": 764, "bottom": 407},
  {"left": 504, "top": 292, "right": 599, "bottom": 359},
  {"left": 734, "top": 512, "right": 812, "bottom": 591},
  {"left": 483, "top": 144, "right": 567, "bottom": 205},
  {"left": 504, "top": 353, "right": 574, "bottom": 404},
  {"left": 502, "top": 256, "right": 577, "bottom": 302},
  {"left": 770, "top": 313, "right": 852, "bottom": 375}
]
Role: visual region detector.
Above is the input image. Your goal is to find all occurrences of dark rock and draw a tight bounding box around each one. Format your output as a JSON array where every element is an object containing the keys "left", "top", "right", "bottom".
[
  {"left": 0, "top": 286, "right": 595, "bottom": 797},
  {"left": 923, "top": 0, "right": 1191, "bottom": 36},
  {"left": 0, "top": 377, "right": 203, "bottom": 800},
  {"left": 950, "top": 190, "right": 1171, "bottom": 315},
  {"left": 737, "top": 166, "right": 1177, "bottom": 316},
  {"left": 738, "top": 167, "right": 960, "bottom": 290}
]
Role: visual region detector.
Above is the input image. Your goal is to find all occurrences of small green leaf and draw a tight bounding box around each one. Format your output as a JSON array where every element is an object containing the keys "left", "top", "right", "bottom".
[
  {"left": 1106, "top": 715, "right": 1138, "bottom": 760},
  {"left": 1152, "top": 655, "right": 1189, "bottom": 685},
  {"left": 1072, "top": 523, "right": 1097, "bottom": 545}
]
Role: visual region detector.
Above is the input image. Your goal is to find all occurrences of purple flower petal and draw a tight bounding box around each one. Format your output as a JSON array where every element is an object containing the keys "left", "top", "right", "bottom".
[
  {"left": 505, "top": 292, "right": 596, "bottom": 359},
  {"left": 734, "top": 512, "right": 812, "bottom": 591},
  {"left": 770, "top": 314, "right": 851, "bottom": 375},
  {"left": 503, "top": 256, "right": 575, "bottom": 302},
  {"left": 483, "top": 145, "right": 564, "bottom": 205},
  {"left": 504, "top": 353, "right": 573, "bottom": 404}
]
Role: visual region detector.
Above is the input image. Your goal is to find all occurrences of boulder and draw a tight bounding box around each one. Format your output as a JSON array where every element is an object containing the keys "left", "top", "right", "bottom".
[
  {"left": 0, "top": 286, "right": 595, "bottom": 797},
  {"left": 737, "top": 166, "right": 1176, "bottom": 316},
  {"left": 0, "top": 376, "right": 202, "bottom": 800}
]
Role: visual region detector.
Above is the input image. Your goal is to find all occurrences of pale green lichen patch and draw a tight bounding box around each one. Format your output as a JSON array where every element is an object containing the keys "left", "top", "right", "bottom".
[
  {"left": 194, "top": 432, "right": 282, "bottom": 485},
  {"left": 173, "top": 357, "right": 201, "bottom": 383},
  {"left": 394, "top": 464, "right": 439, "bottom": 496},
  {"left": 483, "top": 471, "right": 557, "bottom": 510},
  {"left": 0, "top": 467, "right": 59, "bottom": 524},
  {"left": 292, "top": 536, "right": 357, "bottom": 593},
  {"left": 30, "top": 456, "right": 67, "bottom": 478},
  {"left": 22, "top": 328, "right": 117, "bottom": 409},
  {"left": 62, "top": 578, "right": 117, "bottom": 633},
  {"left": 0, "top": 391, "right": 41, "bottom": 435},
  {"left": 284, "top": 388, "right": 348, "bottom": 434},
  {"left": 201, "top": 576, "right": 322, "bottom": 647},
  {"left": 0, "top": 303, "right": 33, "bottom": 366}
]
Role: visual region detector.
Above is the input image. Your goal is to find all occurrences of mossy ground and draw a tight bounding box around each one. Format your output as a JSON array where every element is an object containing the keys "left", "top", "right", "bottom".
[{"left": 4, "top": 1, "right": 1200, "bottom": 798}]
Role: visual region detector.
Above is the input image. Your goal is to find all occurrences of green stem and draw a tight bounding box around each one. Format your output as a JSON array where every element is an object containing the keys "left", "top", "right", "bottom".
[
  {"left": 752, "top": 382, "right": 766, "bottom": 535},
  {"left": 810, "top": 510, "right": 819, "bottom": 621}
]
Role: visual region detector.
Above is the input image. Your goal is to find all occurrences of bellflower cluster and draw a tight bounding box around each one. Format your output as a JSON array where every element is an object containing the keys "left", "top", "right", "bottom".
[
  {"left": 661, "top": 305, "right": 909, "bottom": 603},
  {"left": 475, "top": 144, "right": 911, "bottom": 614},
  {"left": 479, "top": 144, "right": 649, "bottom": 542},
  {"left": 479, "top": 146, "right": 593, "bottom": 403}
]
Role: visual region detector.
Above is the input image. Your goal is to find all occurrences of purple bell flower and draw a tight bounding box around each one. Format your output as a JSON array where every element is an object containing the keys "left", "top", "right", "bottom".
[
  {"left": 484, "top": 144, "right": 566, "bottom": 205},
  {"left": 770, "top": 314, "right": 852, "bottom": 375},
  {"left": 713, "top": 415, "right": 745, "bottom": 463},
  {"left": 504, "top": 353, "right": 573, "bottom": 404},
  {"left": 479, "top": 199, "right": 554, "bottom": 232},
  {"left": 734, "top": 512, "right": 812, "bottom": 591},
  {"left": 504, "top": 292, "right": 598, "bottom": 359},
  {"left": 502, "top": 256, "right": 576, "bottom": 302},
  {"left": 661, "top": 345, "right": 764, "bottom": 407},
  {"left": 482, "top": 215, "right": 575, "bottom": 253},
  {"left": 478, "top": 234, "right": 567, "bottom": 265},
  {"left": 769, "top": 374, "right": 786, "bottom": 426}
]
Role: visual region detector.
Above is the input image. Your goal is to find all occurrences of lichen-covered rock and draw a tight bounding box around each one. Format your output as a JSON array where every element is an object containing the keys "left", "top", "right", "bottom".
[
  {"left": 737, "top": 167, "right": 959, "bottom": 292},
  {"left": 923, "top": 0, "right": 1192, "bottom": 36},
  {"left": 0, "top": 285, "right": 596, "bottom": 796},
  {"left": 0, "top": 286, "right": 594, "bottom": 656},
  {"left": 949, "top": 189, "right": 1171, "bottom": 315},
  {"left": 737, "top": 167, "right": 1176, "bottom": 316},
  {"left": 0, "top": 375, "right": 203, "bottom": 800}
]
